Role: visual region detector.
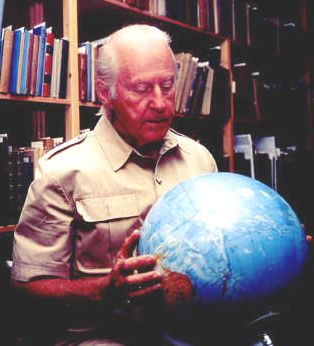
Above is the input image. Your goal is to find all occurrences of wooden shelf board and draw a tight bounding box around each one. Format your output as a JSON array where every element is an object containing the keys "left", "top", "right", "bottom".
[
  {"left": 0, "top": 94, "right": 70, "bottom": 105},
  {"left": 78, "top": 0, "right": 224, "bottom": 42},
  {"left": 79, "top": 101, "right": 101, "bottom": 108}
]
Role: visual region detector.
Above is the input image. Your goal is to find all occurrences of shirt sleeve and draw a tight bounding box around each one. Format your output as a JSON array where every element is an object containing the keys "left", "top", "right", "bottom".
[{"left": 11, "top": 161, "right": 74, "bottom": 282}]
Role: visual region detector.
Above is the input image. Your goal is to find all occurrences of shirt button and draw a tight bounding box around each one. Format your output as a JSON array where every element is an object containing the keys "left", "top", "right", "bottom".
[{"left": 155, "top": 176, "right": 162, "bottom": 185}]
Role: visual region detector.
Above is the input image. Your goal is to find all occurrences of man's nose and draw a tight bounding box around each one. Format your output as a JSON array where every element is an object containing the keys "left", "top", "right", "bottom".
[{"left": 150, "top": 86, "right": 167, "bottom": 111}]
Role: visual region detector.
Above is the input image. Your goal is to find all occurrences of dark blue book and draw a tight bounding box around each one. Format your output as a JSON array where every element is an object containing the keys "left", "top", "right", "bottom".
[
  {"left": 58, "top": 37, "right": 69, "bottom": 99},
  {"left": 9, "top": 26, "right": 24, "bottom": 94},
  {"left": 33, "top": 22, "right": 46, "bottom": 96}
]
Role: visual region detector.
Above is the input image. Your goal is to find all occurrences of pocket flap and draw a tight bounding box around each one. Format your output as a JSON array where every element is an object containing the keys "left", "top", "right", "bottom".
[{"left": 75, "top": 193, "right": 139, "bottom": 222}]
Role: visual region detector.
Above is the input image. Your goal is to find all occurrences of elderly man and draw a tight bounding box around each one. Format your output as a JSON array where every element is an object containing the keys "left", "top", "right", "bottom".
[{"left": 11, "top": 24, "right": 217, "bottom": 345}]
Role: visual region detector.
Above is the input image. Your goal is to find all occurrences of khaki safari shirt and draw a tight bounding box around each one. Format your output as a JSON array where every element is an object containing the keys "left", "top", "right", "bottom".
[{"left": 12, "top": 115, "right": 217, "bottom": 282}]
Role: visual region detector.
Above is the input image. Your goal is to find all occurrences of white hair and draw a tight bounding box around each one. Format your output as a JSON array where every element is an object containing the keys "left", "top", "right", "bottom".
[{"left": 96, "top": 24, "right": 177, "bottom": 101}]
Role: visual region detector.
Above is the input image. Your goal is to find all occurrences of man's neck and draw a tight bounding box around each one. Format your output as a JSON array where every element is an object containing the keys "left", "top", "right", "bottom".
[{"left": 137, "top": 141, "right": 163, "bottom": 160}]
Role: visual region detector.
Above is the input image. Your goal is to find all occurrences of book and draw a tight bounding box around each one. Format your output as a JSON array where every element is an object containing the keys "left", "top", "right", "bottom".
[
  {"left": 33, "top": 22, "right": 47, "bottom": 96},
  {"left": 25, "top": 30, "right": 34, "bottom": 94},
  {"left": 231, "top": 0, "right": 247, "bottom": 43},
  {"left": 219, "top": 0, "right": 233, "bottom": 37},
  {"left": 50, "top": 37, "right": 60, "bottom": 98},
  {"left": 58, "top": 37, "right": 69, "bottom": 99},
  {"left": 0, "top": 133, "right": 10, "bottom": 224},
  {"left": 0, "top": 0, "right": 5, "bottom": 35},
  {"left": 0, "top": 25, "right": 14, "bottom": 93},
  {"left": 180, "top": 55, "right": 199, "bottom": 114},
  {"left": 79, "top": 41, "right": 92, "bottom": 101},
  {"left": 78, "top": 49, "right": 87, "bottom": 101},
  {"left": 185, "top": 0, "right": 198, "bottom": 27},
  {"left": 9, "top": 27, "right": 25, "bottom": 94},
  {"left": 21, "top": 148, "right": 34, "bottom": 203},
  {"left": 42, "top": 27, "right": 54, "bottom": 97},
  {"left": 209, "top": 63, "right": 230, "bottom": 120},
  {"left": 200, "top": 65, "right": 214, "bottom": 116},
  {"left": 16, "top": 28, "right": 27, "bottom": 95},
  {"left": 189, "top": 61, "right": 209, "bottom": 115},
  {"left": 233, "top": 62, "right": 252, "bottom": 119},
  {"left": 19, "top": 28, "right": 32, "bottom": 95},
  {"left": 9, "top": 26, "right": 25, "bottom": 94},
  {"left": 90, "top": 41, "right": 97, "bottom": 103},
  {"left": 29, "top": 33, "right": 39, "bottom": 96},
  {"left": 174, "top": 52, "right": 193, "bottom": 112},
  {"left": 32, "top": 110, "right": 46, "bottom": 140}
]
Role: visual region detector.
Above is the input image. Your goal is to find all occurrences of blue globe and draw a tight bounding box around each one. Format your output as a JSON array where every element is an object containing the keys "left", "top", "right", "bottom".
[{"left": 138, "top": 172, "right": 309, "bottom": 309}]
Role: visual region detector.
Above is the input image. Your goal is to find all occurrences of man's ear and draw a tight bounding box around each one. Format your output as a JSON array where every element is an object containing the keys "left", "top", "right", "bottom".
[{"left": 96, "top": 79, "right": 113, "bottom": 107}]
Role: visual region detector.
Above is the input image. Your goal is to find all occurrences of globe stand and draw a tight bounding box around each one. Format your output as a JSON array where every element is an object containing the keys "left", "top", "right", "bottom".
[{"left": 243, "top": 311, "right": 281, "bottom": 346}]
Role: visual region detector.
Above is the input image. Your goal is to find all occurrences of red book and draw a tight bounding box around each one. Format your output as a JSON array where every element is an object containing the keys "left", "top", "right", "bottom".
[
  {"left": 29, "top": 34, "right": 39, "bottom": 96},
  {"left": 42, "top": 28, "right": 54, "bottom": 97},
  {"left": 78, "top": 51, "right": 87, "bottom": 101}
]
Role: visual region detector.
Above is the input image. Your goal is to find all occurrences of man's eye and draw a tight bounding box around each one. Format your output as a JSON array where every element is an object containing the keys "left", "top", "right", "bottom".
[
  {"left": 134, "top": 84, "right": 150, "bottom": 94},
  {"left": 160, "top": 80, "right": 174, "bottom": 91}
]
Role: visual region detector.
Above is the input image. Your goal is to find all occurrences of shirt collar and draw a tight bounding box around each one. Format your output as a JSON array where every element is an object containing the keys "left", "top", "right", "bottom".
[{"left": 94, "top": 114, "right": 179, "bottom": 172}]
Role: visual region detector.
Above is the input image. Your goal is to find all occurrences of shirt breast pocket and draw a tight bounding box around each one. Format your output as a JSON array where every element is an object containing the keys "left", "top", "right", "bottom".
[{"left": 74, "top": 193, "right": 140, "bottom": 275}]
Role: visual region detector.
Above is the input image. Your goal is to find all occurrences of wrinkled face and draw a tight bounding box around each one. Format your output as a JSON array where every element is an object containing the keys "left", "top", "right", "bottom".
[{"left": 110, "top": 42, "right": 176, "bottom": 149}]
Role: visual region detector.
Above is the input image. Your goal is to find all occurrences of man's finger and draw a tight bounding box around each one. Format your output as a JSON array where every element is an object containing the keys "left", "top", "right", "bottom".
[
  {"left": 117, "top": 229, "right": 140, "bottom": 259},
  {"left": 128, "top": 282, "right": 162, "bottom": 298},
  {"left": 121, "top": 254, "right": 157, "bottom": 273}
]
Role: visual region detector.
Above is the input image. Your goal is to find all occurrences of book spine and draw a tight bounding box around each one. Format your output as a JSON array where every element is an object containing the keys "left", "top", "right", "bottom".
[
  {"left": 9, "top": 28, "right": 22, "bottom": 94},
  {"left": 33, "top": 23, "right": 47, "bottom": 96},
  {"left": 29, "top": 34, "right": 39, "bottom": 96},
  {"left": 78, "top": 51, "right": 87, "bottom": 101},
  {"left": 0, "top": 27, "right": 14, "bottom": 93},
  {"left": 42, "top": 31, "right": 54, "bottom": 97},
  {"left": 58, "top": 38, "right": 69, "bottom": 99},
  {"left": 0, "top": 134, "right": 10, "bottom": 224},
  {"left": 20, "top": 29, "right": 30, "bottom": 95},
  {"left": 50, "top": 38, "right": 59, "bottom": 98},
  {"left": 25, "top": 31, "right": 34, "bottom": 94}
]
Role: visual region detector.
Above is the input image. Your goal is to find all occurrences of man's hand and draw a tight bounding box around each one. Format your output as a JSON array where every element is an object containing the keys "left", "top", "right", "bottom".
[{"left": 108, "top": 230, "right": 162, "bottom": 304}]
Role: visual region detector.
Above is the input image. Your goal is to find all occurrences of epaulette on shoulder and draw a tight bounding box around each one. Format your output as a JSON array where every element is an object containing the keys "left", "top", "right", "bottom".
[
  {"left": 45, "top": 132, "right": 88, "bottom": 160},
  {"left": 170, "top": 128, "right": 188, "bottom": 138}
]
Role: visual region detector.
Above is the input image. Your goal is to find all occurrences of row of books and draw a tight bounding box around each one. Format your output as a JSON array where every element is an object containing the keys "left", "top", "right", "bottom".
[
  {"left": 174, "top": 50, "right": 230, "bottom": 119},
  {"left": 119, "top": 0, "right": 228, "bottom": 34},
  {"left": 0, "top": 133, "right": 64, "bottom": 225},
  {"left": 118, "top": 0, "right": 306, "bottom": 64},
  {"left": 78, "top": 40, "right": 99, "bottom": 103},
  {"left": 116, "top": 0, "right": 256, "bottom": 41},
  {"left": 0, "top": 22, "right": 69, "bottom": 98}
]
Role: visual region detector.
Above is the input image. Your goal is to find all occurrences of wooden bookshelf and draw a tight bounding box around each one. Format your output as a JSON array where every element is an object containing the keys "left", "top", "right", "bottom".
[{"left": 0, "top": 0, "right": 236, "bottom": 227}]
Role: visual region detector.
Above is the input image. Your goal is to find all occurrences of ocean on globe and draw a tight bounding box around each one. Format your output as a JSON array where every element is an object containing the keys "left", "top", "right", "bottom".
[{"left": 138, "top": 172, "right": 309, "bottom": 310}]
